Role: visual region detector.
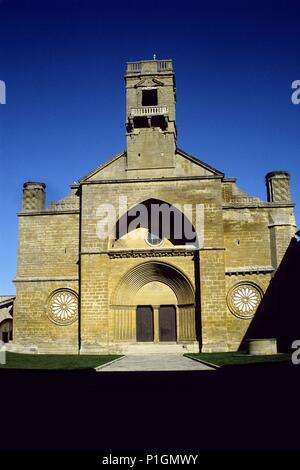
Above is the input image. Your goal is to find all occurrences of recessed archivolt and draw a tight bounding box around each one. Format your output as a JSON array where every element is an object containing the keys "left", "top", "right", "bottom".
[
  {"left": 108, "top": 198, "right": 199, "bottom": 249},
  {"left": 111, "top": 261, "right": 195, "bottom": 306}
]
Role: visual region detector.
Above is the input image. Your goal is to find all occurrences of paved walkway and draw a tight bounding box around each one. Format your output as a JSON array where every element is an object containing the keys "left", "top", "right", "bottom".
[{"left": 96, "top": 355, "right": 215, "bottom": 372}]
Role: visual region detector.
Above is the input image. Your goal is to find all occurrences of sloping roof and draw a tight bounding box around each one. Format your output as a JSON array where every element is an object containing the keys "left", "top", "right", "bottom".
[
  {"left": 0, "top": 306, "right": 13, "bottom": 323},
  {"left": 79, "top": 147, "right": 224, "bottom": 183},
  {"left": 176, "top": 148, "right": 224, "bottom": 177},
  {"left": 0, "top": 296, "right": 15, "bottom": 307},
  {"left": 0, "top": 296, "right": 14, "bottom": 323},
  {"left": 79, "top": 151, "right": 126, "bottom": 182}
]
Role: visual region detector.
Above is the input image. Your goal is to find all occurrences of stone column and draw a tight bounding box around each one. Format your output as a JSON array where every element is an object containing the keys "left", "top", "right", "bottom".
[{"left": 153, "top": 306, "right": 160, "bottom": 343}]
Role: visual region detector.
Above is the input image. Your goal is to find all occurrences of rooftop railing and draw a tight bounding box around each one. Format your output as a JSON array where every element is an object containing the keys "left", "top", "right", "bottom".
[
  {"left": 127, "top": 60, "right": 173, "bottom": 73},
  {"left": 127, "top": 62, "right": 141, "bottom": 72},
  {"left": 130, "top": 106, "right": 168, "bottom": 116},
  {"left": 157, "top": 60, "right": 172, "bottom": 71}
]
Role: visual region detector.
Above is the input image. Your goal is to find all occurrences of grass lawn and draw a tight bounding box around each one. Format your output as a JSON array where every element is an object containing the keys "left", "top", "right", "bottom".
[
  {"left": 0, "top": 352, "right": 122, "bottom": 370},
  {"left": 185, "top": 352, "right": 291, "bottom": 367}
]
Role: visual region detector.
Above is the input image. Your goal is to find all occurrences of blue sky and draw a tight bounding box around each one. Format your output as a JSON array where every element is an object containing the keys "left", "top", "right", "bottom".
[{"left": 0, "top": 0, "right": 299, "bottom": 293}]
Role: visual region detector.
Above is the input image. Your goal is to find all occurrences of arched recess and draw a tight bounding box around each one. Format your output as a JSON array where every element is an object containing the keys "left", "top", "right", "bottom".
[
  {"left": 0, "top": 319, "right": 13, "bottom": 343},
  {"left": 112, "top": 261, "right": 194, "bottom": 305},
  {"left": 111, "top": 198, "right": 199, "bottom": 248},
  {"left": 111, "top": 261, "right": 197, "bottom": 343}
]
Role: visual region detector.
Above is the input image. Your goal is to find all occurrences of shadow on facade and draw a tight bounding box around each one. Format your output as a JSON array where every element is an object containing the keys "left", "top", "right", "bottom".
[
  {"left": 194, "top": 250, "right": 202, "bottom": 346},
  {"left": 240, "top": 236, "right": 300, "bottom": 352}
]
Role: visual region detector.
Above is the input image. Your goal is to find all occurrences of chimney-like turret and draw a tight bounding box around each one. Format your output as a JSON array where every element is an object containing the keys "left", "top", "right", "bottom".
[
  {"left": 266, "top": 171, "right": 291, "bottom": 202},
  {"left": 22, "top": 182, "right": 46, "bottom": 212}
]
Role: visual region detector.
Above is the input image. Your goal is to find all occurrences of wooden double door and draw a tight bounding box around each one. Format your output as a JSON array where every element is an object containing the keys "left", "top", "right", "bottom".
[{"left": 136, "top": 305, "right": 177, "bottom": 342}]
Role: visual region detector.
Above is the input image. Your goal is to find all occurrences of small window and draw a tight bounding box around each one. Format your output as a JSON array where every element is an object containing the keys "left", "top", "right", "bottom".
[
  {"left": 142, "top": 89, "right": 158, "bottom": 106},
  {"left": 147, "top": 232, "right": 162, "bottom": 246}
]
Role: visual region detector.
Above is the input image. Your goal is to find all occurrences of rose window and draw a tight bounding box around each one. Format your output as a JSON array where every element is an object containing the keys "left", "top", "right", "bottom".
[
  {"left": 47, "top": 290, "right": 78, "bottom": 325},
  {"left": 227, "top": 283, "right": 262, "bottom": 319}
]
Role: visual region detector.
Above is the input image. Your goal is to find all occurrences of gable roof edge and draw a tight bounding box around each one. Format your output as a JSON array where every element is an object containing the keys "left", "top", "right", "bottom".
[
  {"left": 176, "top": 148, "right": 224, "bottom": 177},
  {"left": 79, "top": 151, "right": 126, "bottom": 182}
]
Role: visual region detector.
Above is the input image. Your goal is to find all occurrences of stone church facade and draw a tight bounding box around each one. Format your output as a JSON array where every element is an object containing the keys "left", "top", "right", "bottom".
[{"left": 12, "top": 59, "right": 296, "bottom": 354}]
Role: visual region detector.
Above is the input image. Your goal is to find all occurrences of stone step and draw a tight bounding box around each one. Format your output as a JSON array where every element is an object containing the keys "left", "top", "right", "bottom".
[{"left": 111, "top": 342, "right": 199, "bottom": 355}]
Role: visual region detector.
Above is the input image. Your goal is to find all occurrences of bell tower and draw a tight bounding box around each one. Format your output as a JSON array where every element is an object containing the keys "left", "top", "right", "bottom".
[{"left": 125, "top": 59, "right": 176, "bottom": 172}]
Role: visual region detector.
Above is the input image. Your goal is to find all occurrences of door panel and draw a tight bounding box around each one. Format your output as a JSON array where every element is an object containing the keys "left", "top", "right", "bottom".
[
  {"left": 2, "top": 332, "right": 9, "bottom": 343},
  {"left": 159, "top": 305, "right": 176, "bottom": 341},
  {"left": 136, "top": 306, "right": 154, "bottom": 342}
]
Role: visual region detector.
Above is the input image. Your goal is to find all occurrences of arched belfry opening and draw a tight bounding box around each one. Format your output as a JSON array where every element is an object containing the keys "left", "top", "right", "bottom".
[{"left": 110, "top": 261, "right": 198, "bottom": 347}]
